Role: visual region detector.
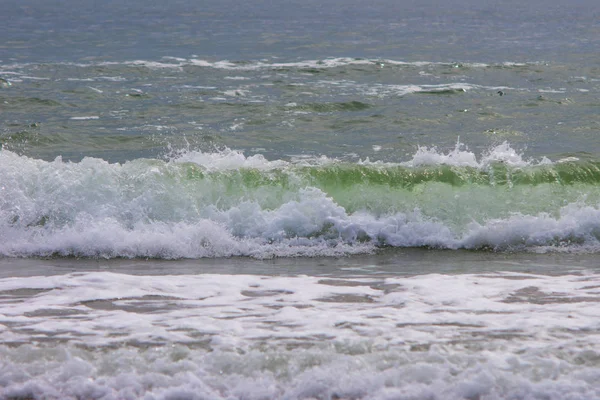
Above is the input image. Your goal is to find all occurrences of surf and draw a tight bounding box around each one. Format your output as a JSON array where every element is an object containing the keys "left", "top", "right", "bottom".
[{"left": 2, "top": 143, "right": 600, "bottom": 258}]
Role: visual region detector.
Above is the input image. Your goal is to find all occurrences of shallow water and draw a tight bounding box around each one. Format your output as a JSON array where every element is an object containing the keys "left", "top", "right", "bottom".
[{"left": 1, "top": 255, "right": 600, "bottom": 399}]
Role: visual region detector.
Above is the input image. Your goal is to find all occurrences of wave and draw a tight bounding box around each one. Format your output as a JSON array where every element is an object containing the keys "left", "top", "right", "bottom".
[
  {"left": 2, "top": 144, "right": 600, "bottom": 258},
  {"left": 0, "top": 57, "right": 537, "bottom": 72},
  {"left": 126, "top": 57, "right": 534, "bottom": 71}
]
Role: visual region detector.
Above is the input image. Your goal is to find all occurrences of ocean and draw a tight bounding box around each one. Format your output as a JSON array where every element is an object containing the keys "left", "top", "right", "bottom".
[{"left": 1, "top": 0, "right": 600, "bottom": 398}]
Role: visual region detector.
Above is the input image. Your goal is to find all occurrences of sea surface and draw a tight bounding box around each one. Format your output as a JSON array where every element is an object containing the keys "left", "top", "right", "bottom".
[{"left": 1, "top": 0, "right": 600, "bottom": 399}]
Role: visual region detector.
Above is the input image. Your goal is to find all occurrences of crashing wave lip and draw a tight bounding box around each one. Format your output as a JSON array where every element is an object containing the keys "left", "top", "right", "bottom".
[
  {"left": 171, "top": 141, "right": 548, "bottom": 172},
  {"left": 384, "top": 141, "right": 550, "bottom": 169},
  {"left": 171, "top": 148, "right": 291, "bottom": 171}
]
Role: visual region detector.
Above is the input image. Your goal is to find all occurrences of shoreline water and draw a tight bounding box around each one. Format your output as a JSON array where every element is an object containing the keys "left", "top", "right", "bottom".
[
  {"left": 1, "top": 248, "right": 599, "bottom": 279},
  {"left": 1, "top": 251, "right": 599, "bottom": 399}
]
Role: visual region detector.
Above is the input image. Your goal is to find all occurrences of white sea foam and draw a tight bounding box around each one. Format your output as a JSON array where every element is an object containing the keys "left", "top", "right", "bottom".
[
  {"left": 171, "top": 147, "right": 290, "bottom": 170},
  {"left": 178, "top": 141, "right": 542, "bottom": 171},
  {"left": 222, "top": 89, "right": 251, "bottom": 97},
  {"left": 1, "top": 58, "right": 540, "bottom": 73},
  {"left": 312, "top": 79, "right": 518, "bottom": 98},
  {"left": 18, "top": 76, "right": 50, "bottom": 81},
  {"left": 86, "top": 86, "right": 103, "bottom": 93},
  {"left": 69, "top": 116, "right": 100, "bottom": 120},
  {"left": 0, "top": 271, "right": 598, "bottom": 399},
  {"left": 402, "top": 141, "right": 545, "bottom": 168},
  {"left": 89, "top": 57, "right": 540, "bottom": 72}
]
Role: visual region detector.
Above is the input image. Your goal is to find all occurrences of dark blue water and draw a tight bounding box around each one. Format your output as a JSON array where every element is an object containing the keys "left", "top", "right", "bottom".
[{"left": 2, "top": 0, "right": 599, "bottom": 64}]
